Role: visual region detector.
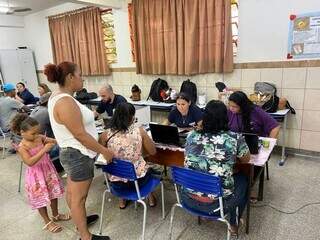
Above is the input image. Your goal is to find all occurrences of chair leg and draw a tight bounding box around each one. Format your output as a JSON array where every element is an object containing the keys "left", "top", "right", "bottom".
[
  {"left": 2, "top": 136, "right": 5, "bottom": 159},
  {"left": 236, "top": 207, "right": 239, "bottom": 226},
  {"left": 266, "top": 161, "right": 270, "bottom": 180},
  {"left": 169, "top": 203, "right": 180, "bottom": 239},
  {"left": 99, "top": 190, "right": 108, "bottom": 235},
  {"left": 161, "top": 182, "right": 165, "bottom": 219},
  {"left": 138, "top": 200, "right": 147, "bottom": 240},
  {"left": 18, "top": 161, "right": 23, "bottom": 192},
  {"left": 227, "top": 226, "right": 231, "bottom": 240}
]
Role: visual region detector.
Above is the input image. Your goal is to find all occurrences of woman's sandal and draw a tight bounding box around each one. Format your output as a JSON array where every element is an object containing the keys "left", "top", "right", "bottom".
[
  {"left": 228, "top": 226, "right": 238, "bottom": 238},
  {"left": 119, "top": 199, "right": 129, "bottom": 210},
  {"left": 250, "top": 197, "right": 258, "bottom": 204},
  {"left": 52, "top": 213, "right": 71, "bottom": 222},
  {"left": 42, "top": 220, "right": 62, "bottom": 233},
  {"left": 147, "top": 194, "right": 157, "bottom": 207}
]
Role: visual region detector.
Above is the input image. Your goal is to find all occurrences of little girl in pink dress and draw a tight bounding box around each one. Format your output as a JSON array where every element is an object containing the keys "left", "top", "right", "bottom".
[{"left": 11, "top": 113, "right": 70, "bottom": 233}]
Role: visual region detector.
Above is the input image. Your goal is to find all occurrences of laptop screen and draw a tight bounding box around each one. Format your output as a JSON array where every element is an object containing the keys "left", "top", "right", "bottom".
[
  {"left": 242, "top": 133, "right": 259, "bottom": 154},
  {"left": 149, "top": 124, "right": 180, "bottom": 145}
]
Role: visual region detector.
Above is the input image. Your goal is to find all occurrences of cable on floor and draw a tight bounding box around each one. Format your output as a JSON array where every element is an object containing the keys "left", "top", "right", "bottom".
[{"left": 252, "top": 201, "right": 320, "bottom": 214}]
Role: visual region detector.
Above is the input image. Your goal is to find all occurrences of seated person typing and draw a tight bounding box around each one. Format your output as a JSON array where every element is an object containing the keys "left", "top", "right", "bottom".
[
  {"left": 94, "top": 84, "right": 126, "bottom": 118},
  {"left": 99, "top": 102, "right": 157, "bottom": 209},
  {"left": 164, "top": 93, "right": 203, "bottom": 129},
  {"left": 181, "top": 100, "right": 250, "bottom": 237},
  {"left": 227, "top": 91, "right": 280, "bottom": 138}
]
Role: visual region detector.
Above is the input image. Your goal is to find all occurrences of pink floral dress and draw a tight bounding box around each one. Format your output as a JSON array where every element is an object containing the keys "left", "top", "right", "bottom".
[
  {"left": 105, "top": 126, "right": 148, "bottom": 182},
  {"left": 23, "top": 144, "right": 64, "bottom": 210}
]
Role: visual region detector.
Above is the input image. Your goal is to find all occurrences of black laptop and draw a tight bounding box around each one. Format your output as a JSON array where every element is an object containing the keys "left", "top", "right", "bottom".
[
  {"left": 242, "top": 133, "right": 259, "bottom": 154},
  {"left": 149, "top": 123, "right": 186, "bottom": 147}
]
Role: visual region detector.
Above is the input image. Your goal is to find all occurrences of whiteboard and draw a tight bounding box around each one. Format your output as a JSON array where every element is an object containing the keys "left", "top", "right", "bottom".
[{"left": 0, "top": 49, "right": 38, "bottom": 96}]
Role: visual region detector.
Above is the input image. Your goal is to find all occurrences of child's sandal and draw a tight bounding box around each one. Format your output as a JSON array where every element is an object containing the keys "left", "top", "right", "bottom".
[
  {"left": 42, "top": 220, "right": 62, "bottom": 233},
  {"left": 52, "top": 213, "right": 71, "bottom": 222}
]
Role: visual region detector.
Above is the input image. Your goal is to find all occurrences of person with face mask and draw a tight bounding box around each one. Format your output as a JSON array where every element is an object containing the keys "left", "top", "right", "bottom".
[{"left": 164, "top": 92, "right": 203, "bottom": 129}]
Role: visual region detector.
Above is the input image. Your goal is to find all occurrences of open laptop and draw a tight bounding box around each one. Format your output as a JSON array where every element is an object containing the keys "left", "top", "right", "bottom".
[
  {"left": 242, "top": 133, "right": 260, "bottom": 154},
  {"left": 149, "top": 123, "right": 186, "bottom": 147}
]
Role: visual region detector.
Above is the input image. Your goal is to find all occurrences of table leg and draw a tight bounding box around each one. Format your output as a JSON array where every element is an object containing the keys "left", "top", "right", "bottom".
[
  {"left": 266, "top": 161, "right": 270, "bottom": 180},
  {"left": 258, "top": 168, "right": 265, "bottom": 201},
  {"left": 246, "top": 165, "right": 253, "bottom": 234},
  {"left": 279, "top": 114, "right": 287, "bottom": 166}
]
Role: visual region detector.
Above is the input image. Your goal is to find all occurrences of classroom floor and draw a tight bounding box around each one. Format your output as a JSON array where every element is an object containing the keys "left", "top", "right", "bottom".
[{"left": 1, "top": 148, "right": 320, "bottom": 240}]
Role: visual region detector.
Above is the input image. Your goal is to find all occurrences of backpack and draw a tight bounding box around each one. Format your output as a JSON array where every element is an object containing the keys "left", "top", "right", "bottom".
[
  {"left": 180, "top": 79, "right": 197, "bottom": 104},
  {"left": 251, "top": 82, "right": 278, "bottom": 113},
  {"left": 75, "top": 88, "right": 98, "bottom": 103},
  {"left": 147, "top": 78, "right": 169, "bottom": 102}
]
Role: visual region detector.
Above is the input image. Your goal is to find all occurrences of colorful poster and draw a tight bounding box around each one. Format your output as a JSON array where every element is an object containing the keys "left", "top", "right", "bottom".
[{"left": 287, "top": 12, "right": 320, "bottom": 59}]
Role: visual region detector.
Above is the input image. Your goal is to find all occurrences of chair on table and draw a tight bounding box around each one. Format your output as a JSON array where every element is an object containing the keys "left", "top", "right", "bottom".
[
  {"left": 99, "top": 158, "right": 165, "bottom": 240},
  {"left": 0, "top": 127, "right": 11, "bottom": 159},
  {"left": 169, "top": 166, "right": 238, "bottom": 240}
]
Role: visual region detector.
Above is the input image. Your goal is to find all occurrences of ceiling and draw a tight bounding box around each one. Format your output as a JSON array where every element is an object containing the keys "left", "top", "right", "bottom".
[
  {"left": 0, "top": 0, "right": 64, "bottom": 15},
  {"left": 0, "top": 0, "right": 126, "bottom": 15}
]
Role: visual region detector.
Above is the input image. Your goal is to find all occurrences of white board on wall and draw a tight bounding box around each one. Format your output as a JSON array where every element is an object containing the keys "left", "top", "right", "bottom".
[{"left": 0, "top": 49, "right": 38, "bottom": 96}]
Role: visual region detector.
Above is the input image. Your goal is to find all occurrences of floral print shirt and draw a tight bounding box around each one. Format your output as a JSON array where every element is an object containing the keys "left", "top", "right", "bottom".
[
  {"left": 184, "top": 130, "right": 249, "bottom": 198},
  {"left": 105, "top": 125, "right": 148, "bottom": 182}
]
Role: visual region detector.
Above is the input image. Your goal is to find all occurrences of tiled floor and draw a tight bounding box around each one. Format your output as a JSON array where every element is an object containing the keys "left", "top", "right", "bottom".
[{"left": 0, "top": 149, "right": 320, "bottom": 240}]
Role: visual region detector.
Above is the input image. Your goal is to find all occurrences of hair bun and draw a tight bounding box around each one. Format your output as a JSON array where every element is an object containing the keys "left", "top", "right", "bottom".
[{"left": 44, "top": 63, "right": 59, "bottom": 83}]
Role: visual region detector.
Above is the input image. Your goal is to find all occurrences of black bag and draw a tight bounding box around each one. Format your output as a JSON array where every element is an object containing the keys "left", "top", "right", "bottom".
[
  {"left": 180, "top": 79, "right": 197, "bottom": 104},
  {"left": 254, "top": 82, "right": 278, "bottom": 113},
  {"left": 75, "top": 88, "right": 98, "bottom": 102},
  {"left": 147, "top": 78, "right": 169, "bottom": 102}
]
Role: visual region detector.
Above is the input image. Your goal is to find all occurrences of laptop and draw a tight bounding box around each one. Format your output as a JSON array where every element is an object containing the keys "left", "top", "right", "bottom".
[
  {"left": 242, "top": 133, "right": 259, "bottom": 154},
  {"left": 149, "top": 123, "right": 186, "bottom": 147}
]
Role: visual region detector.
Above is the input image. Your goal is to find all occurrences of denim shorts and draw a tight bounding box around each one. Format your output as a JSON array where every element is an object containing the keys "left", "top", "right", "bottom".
[{"left": 59, "top": 147, "right": 95, "bottom": 182}]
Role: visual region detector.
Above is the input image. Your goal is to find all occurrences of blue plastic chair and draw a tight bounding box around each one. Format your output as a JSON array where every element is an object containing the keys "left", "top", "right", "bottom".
[
  {"left": 99, "top": 158, "right": 165, "bottom": 240},
  {"left": 169, "top": 166, "right": 238, "bottom": 240}
]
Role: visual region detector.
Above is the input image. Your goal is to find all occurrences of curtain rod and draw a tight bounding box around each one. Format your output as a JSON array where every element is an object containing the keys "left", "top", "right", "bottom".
[{"left": 46, "top": 6, "right": 97, "bottom": 19}]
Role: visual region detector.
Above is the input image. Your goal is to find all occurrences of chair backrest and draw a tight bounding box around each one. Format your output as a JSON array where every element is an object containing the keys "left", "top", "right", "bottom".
[
  {"left": 171, "top": 166, "right": 223, "bottom": 197},
  {"left": 101, "top": 158, "right": 137, "bottom": 181}
]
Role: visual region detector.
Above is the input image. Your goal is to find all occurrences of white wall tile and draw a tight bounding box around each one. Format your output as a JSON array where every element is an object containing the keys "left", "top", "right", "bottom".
[
  {"left": 260, "top": 68, "right": 283, "bottom": 89},
  {"left": 282, "top": 68, "right": 306, "bottom": 89},
  {"left": 306, "top": 67, "right": 320, "bottom": 89},
  {"left": 241, "top": 69, "right": 261, "bottom": 88}
]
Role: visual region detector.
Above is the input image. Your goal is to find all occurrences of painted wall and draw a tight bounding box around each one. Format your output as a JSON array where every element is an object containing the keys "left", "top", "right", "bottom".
[
  {"left": 0, "top": 15, "right": 25, "bottom": 49},
  {"left": 236, "top": 0, "right": 320, "bottom": 62},
  {"left": 24, "top": 3, "right": 86, "bottom": 69},
  {"left": 23, "top": 2, "right": 134, "bottom": 69}
]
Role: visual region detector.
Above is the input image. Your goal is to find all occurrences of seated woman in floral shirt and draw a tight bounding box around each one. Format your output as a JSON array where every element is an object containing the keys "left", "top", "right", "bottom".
[
  {"left": 181, "top": 100, "right": 250, "bottom": 236},
  {"left": 99, "top": 102, "right": 157, "bottom": 209}
]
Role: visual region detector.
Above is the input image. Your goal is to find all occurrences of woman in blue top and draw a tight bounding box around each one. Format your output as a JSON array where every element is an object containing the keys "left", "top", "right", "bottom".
[
  {"left": 16, "top": 82, "right": 38, "bottom": 105},
  {"left": 164, "top": 93, "right": 203, "bottom": 129}
]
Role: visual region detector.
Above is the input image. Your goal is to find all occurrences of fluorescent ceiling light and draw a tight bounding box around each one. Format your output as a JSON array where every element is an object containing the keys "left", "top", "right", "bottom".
[{"left": 0, "top": 6, "right": 9, "bottom": 13}]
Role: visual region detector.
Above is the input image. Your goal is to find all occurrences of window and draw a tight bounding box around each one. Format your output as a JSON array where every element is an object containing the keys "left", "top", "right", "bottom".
[
  {"left": 101, "top": 9, "right": 117, "bottom": 64},
  {"left": 231, "top": 0, "right": 239, "bottom": 56}
]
